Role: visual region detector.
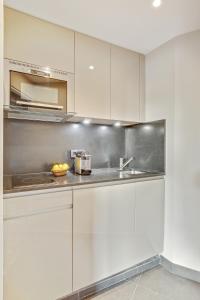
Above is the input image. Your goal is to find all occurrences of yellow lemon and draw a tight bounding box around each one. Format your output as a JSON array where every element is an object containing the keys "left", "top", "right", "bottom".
[
  {"left": 58, "top": 164, "right": 64, "bottom": 170},
  {"left": 63, "top": 163, "right": 70, "bottom": 171},
  {"left": 51, "top": 164, "right": 60, "bottom": 172}
]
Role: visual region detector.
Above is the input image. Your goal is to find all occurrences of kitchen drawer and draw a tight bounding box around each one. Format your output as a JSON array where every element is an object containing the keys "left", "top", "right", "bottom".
[{"left": 4, "top": 190, "right": 72, "bottom": 219}]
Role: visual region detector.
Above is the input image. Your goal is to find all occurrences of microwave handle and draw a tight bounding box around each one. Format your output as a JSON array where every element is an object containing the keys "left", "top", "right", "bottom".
[
  {"left": 16, "top": 101, "right": 64, "bottom": 110},
  {"left": 30, "top": 69, "right": 51, "bottom": 77}
]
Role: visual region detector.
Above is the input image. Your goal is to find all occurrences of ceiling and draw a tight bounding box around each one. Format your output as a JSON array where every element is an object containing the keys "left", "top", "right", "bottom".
[{"left": 4, "top": 0, "right": 200, "bottom": 54}]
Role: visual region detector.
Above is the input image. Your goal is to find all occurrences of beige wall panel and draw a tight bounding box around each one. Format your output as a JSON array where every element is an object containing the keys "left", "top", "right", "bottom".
[{"left": 145, "top": 30, "right": 200, "bottom": 272}]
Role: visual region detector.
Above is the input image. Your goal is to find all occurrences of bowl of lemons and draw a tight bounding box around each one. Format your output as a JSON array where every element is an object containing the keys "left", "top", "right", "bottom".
[{"left": 51, "top": 163, "right": 70, "bottom": 177}]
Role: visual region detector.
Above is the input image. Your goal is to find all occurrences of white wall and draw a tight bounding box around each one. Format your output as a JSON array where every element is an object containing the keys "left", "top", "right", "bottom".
[
  {"left": 0, "top": 0, "right": 3, "bottom": 299},
  {"left": 146, "top": 30, "right": 200, "bottom": 272}
]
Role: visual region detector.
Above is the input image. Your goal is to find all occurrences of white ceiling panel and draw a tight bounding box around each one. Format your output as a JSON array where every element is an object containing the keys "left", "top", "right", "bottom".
[{"left": 4, "top": 0, "right": 200, "bottom": 53}]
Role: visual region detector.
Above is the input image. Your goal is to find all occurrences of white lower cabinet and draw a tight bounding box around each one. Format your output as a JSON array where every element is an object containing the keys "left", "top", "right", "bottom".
[
  {"left": 3, "top": 178, "right": 164, "bottom": 299},
  {"left": 73, "top": 179, "right": 164, "bottom": 290},
  {"left": 4, "top": 190, "right": 73, "bottom": 300},
  {"left": 134, "top": 179, "right": 165, "bottom": 261},
  {"left": 73, "top": 183, "right": 136, "bottom": 290}
]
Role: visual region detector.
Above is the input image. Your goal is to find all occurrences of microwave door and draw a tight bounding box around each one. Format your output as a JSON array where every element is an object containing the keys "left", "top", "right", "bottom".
[
  {"left": 10, "top": 70, "right": 67, "bottom": 112},
  {"left": 11, "top": 85, "right": 63, "bottom": 110},
  {"left": 11, "top": 85, "right": 35, "bottom": 102}
]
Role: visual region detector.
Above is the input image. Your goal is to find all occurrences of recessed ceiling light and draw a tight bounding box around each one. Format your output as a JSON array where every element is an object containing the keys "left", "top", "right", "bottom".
[
  {"left": 152, "top": 0, "right": 162, "bottom": 8},
  {"left": 83, "top": 119, "right": 91, "bottom": 125},
  {"left": 114, "top": 122, "right": 121, "bottom": 127},
  {"left": 89, "top": 65, "right": 95, "bottom": 70}
]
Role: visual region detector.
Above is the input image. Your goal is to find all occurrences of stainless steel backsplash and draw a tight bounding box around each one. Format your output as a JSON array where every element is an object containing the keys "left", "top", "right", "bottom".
[
  {"left": 125, "top": 120, "right": 165, "bottom": 172},
  {"left": 4, "top": 119, "right": 165, "bottom": 175},
  {"left": 4, "top": 120, "right": 125, "bottom": 174}
]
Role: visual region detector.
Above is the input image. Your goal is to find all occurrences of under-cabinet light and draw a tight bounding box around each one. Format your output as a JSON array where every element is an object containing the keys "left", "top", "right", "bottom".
[
  {"left": 83, "top": 119, "right": 91, "bottom": 125},
  {"left": 114, "top": 122, "right": 121, "bottom": 127}
]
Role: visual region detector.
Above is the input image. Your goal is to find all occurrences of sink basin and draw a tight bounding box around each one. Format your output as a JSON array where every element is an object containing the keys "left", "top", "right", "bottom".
[
  {"left": 118, "top": 170, "right": 146, "bottom": 177},
  {"left": 122, "top": 170, "right": 145, "bottom": 175}
]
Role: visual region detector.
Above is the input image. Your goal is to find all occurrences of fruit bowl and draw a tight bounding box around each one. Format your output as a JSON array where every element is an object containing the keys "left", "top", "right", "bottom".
[
  {"left": 51, "top": 163, "right": 70, "bottom": 177},
  {"left": 52, "top": 170, "right": 67, "bottom": 177}
]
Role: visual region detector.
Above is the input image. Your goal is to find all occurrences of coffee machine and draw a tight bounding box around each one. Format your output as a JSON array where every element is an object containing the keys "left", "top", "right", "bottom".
[{"left": 73, "top": 151, "right": 92, "bottom": 175}]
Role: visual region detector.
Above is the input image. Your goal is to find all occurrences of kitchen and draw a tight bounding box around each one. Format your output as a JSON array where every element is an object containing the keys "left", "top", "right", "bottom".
[{"left": 0, "top": 1, "right": 200, "bottom": 300}]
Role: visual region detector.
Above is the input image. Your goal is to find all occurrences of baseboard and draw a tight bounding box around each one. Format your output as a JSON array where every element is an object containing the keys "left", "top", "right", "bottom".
[
  {"left": 58, "top": 255, "right": 200, "bottom": 300},
  {"left": 160, "top": 256, "right": 200, "bottom": 283},
  {"left": 59, "top": 255, "right": 160, "bottom": 300}
]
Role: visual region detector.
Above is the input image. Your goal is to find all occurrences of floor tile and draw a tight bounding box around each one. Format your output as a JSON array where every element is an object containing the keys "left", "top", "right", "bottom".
[
  {"left": 133, "top": 286, "right": 172, "bottom": 300},
  {"left": 88, "top": 279, "right": 138, "bottom": 300},
  {"left": 138, "top": 266, "right": 200, "bottom": 300},
  {"left": 87, "top": 267, "right": 200, "bottom": 300},
  {"left": 169, "top": 278, "right": 200, "bottom": 300}
]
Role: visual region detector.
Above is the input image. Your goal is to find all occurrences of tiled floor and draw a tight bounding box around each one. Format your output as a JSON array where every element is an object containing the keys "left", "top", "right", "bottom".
[{"left": 88, "top": 266, "right": 200, "bottom": 300}]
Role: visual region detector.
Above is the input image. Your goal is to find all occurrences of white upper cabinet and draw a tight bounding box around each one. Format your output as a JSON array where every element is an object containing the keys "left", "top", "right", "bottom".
[
  {"left": 75, "top": 33, "right": 110, "bottom": 119},
  {"left": 4, "top": 7, "right": 75, "bottom": 73},
  {"left": 4, "top": 7, "right": 145, "bottom": 122},
  {"left": 111, "top": 45, "right": 141, "bottom": 122}
]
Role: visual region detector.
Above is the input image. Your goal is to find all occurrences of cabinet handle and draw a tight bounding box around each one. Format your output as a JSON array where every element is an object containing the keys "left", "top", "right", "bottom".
[{"left": 30, "top": 69, "right": 51, "bottom": 77}]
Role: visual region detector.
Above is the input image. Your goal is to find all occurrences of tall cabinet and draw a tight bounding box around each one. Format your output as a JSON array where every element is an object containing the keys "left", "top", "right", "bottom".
[
  {"left": 75, "top": 33, "right": 111, "bottom": 119},
  {"left": 111, "top": 45, "right": 140, "bottom": 122}
]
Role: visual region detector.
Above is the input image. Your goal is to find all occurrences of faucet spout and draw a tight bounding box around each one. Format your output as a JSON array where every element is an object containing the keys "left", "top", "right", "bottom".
[{"left": 119, "top": 157, "right": 133, "bottom": 171}]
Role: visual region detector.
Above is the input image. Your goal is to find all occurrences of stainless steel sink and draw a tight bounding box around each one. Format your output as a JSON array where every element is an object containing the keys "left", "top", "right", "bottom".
[
  {"left": 118, "top": 169, "right": 146, "bottom": 177},
  {"left": 121, "top": 170, "right": 145, "bottom": 175}
]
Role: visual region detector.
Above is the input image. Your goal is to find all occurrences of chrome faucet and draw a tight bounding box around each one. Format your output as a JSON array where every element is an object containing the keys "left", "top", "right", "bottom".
[{"left": 119, "top": 157, "right": 133, "bottom": 171}]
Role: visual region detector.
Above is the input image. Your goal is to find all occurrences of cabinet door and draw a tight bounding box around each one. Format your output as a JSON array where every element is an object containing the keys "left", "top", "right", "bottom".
[
  {"left": 75, "top": 33, "right": 110, "bottom": 119},
  {"left": 134, "top": 179, "right": 164, "bottom": 261},
  {"left": 4, "top": 192, "right": 73, "bottom": 300},
  {"left": 111, "top": 45, "right": 140, "bottom": 122},
  {"left": 4, "top": 7, "right": 74, "bottom": 72},
  {"left": 73, "top": 183, "right": 135, "bottom": 290}
]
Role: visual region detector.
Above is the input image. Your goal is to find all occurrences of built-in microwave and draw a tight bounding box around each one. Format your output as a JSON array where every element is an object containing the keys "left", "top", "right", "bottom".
[{"left": 4, "top": 59, "right": 75, "bottom": 121}]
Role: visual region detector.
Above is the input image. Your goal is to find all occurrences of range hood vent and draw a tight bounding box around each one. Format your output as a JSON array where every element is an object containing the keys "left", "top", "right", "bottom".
[{"left": 4, "top": 105, "right": 76, "bottom": 123}]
